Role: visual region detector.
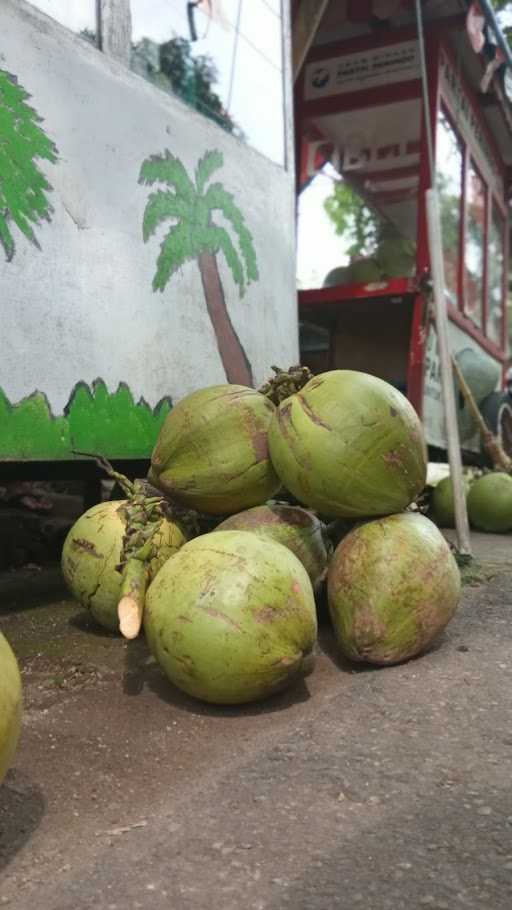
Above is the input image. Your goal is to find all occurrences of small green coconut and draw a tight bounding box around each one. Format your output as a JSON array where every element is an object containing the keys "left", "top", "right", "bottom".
[
  {"left": 328, "top": 513, "right": 461, "bottom": 665},
  {"left": 467, "top": 472, "right": 512, "bottom": 533},
  {"left": 215, "top": 503, "right": 329, "bottom": 588},
  {"left": 349, "top": 258, "right": 382, "bottom": 284},
  {"left": 376, "top": 237, "right": 415, "bottom": 279},
  {"left": 148, "top": 384, "right": 281, "bottom": 515},
  {"left": 268, "top": 370, "right": 427, "bottom": 519},
  {"left": 144, "top": 530, "right": 317, "bottom": 705},
  {"left": 431, "top": 475, "right": 471, "bottom": 528},
  {"left": 62, "top": 500, "right": 186, "bottom": 632},
  {"left": 0, "top": 632, "right": 22, "bottom": 784},
  {"left": 323, "top": 265, "right": 351, "bottom": 288}
]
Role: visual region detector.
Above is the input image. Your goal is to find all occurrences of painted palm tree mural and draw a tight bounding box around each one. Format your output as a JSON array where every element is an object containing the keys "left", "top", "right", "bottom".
[
  {"left": 139, "top": 149, "right": 258, "bottom": 386},
  {"left": 0, "top": 68, "right": 57, "bottom": 260}
]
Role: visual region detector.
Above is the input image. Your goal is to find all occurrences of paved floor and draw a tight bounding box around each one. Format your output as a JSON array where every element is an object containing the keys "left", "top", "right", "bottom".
[{"left": 0, "top": 532, "right": 511, "bottom": 909}]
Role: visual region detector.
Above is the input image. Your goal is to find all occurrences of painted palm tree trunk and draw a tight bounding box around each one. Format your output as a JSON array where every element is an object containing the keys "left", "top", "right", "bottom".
[{"left": 198, "top": 250, "right": 253, "bottom": 386}]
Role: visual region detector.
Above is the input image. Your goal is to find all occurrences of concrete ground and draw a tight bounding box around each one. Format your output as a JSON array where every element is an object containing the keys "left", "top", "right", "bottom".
[{"left": 0, "top": 533, "right": 511, "bottom": 910}]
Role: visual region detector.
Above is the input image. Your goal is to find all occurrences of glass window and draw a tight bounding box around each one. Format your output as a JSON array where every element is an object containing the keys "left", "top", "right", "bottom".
[
  {"left": 464, "top": 161, "right": 486, "bottom": 329},
  {"left": 487, "top": 203, "right": 505, "bottom": 347},
  {"left": 436, "top": 109, "right": 463, "bottom": 306},
  {"left": 28, "top": 0, "right": 97, "bottom": 44},
  {"left": 129, "top": 1, "right": 285, "bottom": 165},
  {"left": 296, "top": 99, "right": 420, "bottom": 290}
]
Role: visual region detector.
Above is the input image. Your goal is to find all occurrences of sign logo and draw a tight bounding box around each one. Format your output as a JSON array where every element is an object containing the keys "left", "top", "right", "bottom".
[
  {"left": 311, "top": 67, "right": 330, "bottom": 90},
  {"left": 304, "top": 40, "right": 420, "bottom": 101}
]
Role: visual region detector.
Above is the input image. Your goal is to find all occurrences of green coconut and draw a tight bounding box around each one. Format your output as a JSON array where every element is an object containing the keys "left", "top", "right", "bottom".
[
  {"left": 455, "top": 348, "right": 501, "bottom": 404},
  {"left": 62, "top": 500, "right": 187, "bottom": 632},
  {"left": 268, "top": 370, "right": 427, "bottom": 519},
  {"left": 431, "top": 475, "right": 471, "bottom": 528},
  {"left": 148, "top": 384, "right": 280, "bottom": 515},
  {"left": 0, "top": 632, "right": 22, "bottom": 784},
  {"left": 467, "top": 472, "right": 512, "bottom": 533},
  {"left": 376, "top": 237, "right": 415, "bottom": 279},
  {"left": 349, "top": 258, "right": 382, "bottom": 284},
  {"left": 216, "top": 503, "right": 329, "bottom": 588},
  {"left": 327, "top": 513, "right": 461, "bottom": 665},
  {"left": 453, "top": 348, "right": 501, "bottom": 442},
  {"left": 144, "top": 530, "right": 317, "bottom": 705},
  {"left": 323, "top": 265, "right": 352, "bottom": 288}
]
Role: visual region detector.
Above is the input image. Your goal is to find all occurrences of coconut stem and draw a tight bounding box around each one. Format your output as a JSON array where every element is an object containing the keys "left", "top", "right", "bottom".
[
  {"left": 73, "top": 456, "right": 200, "bottom": 639},
  {"left": 452, "top": 358, "right": 512, "bottom": 473},
  {"left": 259, "top": 365, "right": 314, "bottom": 405},
  {"left": 118, "top": 557, "right": 149, "bottom": 639}
]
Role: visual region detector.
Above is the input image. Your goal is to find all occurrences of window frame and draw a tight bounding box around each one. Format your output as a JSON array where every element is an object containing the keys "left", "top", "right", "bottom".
[
  {"left": 437, "top": 43, "right": 509, "bottom": 356},
  {"left": 463, "top": 153, "right": 488, "bottom": 333},
  {"left": 486, "top": 198, "right": 507, "bottom": 350},
  {"left": 436, "top": 98, "right": 508, "bottom": 350},
  {"left": 436, "top": 103, "right": 465, "bottom": 312}
]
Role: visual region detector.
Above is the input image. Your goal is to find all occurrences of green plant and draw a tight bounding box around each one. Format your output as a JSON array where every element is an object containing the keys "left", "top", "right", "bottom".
[{"left": 323, "top": 180, "right": 382, "bottom": 259}]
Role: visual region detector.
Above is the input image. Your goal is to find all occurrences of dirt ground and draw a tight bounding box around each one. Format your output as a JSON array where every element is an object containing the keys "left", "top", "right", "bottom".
[{"left": 0, "top": 533, "right": 511, "bottom": 910}]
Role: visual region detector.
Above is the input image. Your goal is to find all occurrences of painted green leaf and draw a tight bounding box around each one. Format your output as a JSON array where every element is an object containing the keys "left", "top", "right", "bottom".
[
  {"left": 153, "top": 221, "right": 194, "bottom": 291},
  {"left": 195, "top": 149, "right": 223, "bottom": 195},
  {"left": 142, "top": 190, "right": 187, "bottom": 242},
  {"left": 203, "top": 181, "right": 259, "bottom": 283},
  {"left": 139, "top": 151, "right": 195, "bottom": 206},
  {"left": 0, "top": 69, "right": 57, "bottom": 260},
  {"left": 206, "top": 225, "right": 245, "bottom": 294}
]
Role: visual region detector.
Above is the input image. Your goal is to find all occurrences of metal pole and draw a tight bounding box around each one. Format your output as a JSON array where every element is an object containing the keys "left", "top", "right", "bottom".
[{"left": 426, "top": 189, "right": 472, "bottom": 555}]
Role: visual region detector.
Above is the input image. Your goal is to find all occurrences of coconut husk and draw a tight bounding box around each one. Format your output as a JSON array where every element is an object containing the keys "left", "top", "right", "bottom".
[{"left": 259, "top": 364, "right": 314, "bottom": 405}]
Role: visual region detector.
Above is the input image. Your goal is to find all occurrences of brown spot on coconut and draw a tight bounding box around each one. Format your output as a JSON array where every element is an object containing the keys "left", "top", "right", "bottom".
[
  {"left": 144, "top": 530, "right": 317, "bottom": 705},
  {"left": 268, "top": 370, "right": 427, "bottom": 519},
  {"left": 0, "top": 632, "right": 22, "bottom": 784},
  {"left": 215, "top": 503, "right": 329, "bottom": 590},
  {"left": 327, "top": 513, "right": 461, "bottom": 665}
]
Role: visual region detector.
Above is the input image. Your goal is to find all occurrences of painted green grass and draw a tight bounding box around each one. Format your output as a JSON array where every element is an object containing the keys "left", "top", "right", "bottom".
[{"left": 0, "top": 381, "right": 171, "bottom": 461}]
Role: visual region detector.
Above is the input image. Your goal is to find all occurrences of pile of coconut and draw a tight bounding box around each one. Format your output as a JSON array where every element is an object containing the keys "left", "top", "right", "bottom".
[{"left": 60, "top": 368, "right": 462, "bottom": 707}]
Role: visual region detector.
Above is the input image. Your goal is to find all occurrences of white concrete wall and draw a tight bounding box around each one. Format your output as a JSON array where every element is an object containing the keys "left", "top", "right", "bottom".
[{"left": 0, "top": 0, "right": 297, "bottom": 416}]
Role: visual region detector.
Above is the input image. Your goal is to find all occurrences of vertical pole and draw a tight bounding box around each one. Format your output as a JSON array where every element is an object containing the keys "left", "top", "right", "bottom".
[
  {"left": 227, "top": 0, "right": 243, "bottom": 112},
  {"left": 426, "top": 189, "right": 472, "bottom": 555},
  {"left": 99, "top": 0, "right": 132, "bottom": 66},
  {"left": 415, "top": 0, "right": 472, "bottom": 557}
]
